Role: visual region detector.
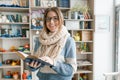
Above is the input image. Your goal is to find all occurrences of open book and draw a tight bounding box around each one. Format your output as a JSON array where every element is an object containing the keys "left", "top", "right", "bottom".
[{"left": 16, "top": 51, "right": 53, "bottom": 66}]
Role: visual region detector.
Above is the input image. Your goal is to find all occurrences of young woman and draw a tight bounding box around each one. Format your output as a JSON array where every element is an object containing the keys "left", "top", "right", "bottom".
[{"left": 27, "top": 7, "right": 77, "bottom": 80}]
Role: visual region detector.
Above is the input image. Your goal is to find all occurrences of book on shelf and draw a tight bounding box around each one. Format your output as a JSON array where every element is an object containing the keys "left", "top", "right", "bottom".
[
  {"left": 16, "top": 51, "right": 53, "bottom": 66},
  {"left": 19, "top": 0, "right": 29, "bottom": 7},
  {"left": 57, "top": 0, "right": 70, "bottom": 8},
  {"left": 41, "top": 0, "right": 57, "bottom": 7}
]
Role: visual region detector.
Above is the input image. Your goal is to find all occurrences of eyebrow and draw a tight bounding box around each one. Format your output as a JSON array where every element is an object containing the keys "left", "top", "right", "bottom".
[{"left": 46, "top": 16, "right": 58, "bottom": 17}]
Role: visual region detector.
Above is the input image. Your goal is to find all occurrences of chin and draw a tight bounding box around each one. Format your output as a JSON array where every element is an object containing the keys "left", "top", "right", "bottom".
[
  {"left": 50, "top": 29, "right": 56, "bottom": 32},
  {"left": 50, "top": 30, "right": 55, "bottom": 33}
]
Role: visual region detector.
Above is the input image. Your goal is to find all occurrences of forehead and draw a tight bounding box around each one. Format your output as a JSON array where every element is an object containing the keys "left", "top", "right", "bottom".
[{"left": 47, "top": 11, "right": 57, "bottom": 17}]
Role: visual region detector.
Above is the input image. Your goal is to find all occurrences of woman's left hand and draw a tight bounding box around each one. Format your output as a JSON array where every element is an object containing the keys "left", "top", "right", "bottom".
[{"left": 40, "top": 56, "right": 54, "bottom": 65}]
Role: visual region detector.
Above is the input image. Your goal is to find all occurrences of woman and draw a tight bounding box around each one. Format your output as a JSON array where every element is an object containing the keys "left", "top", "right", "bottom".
[{"left": 27, "top": 7, "right": 77, "bottom": 80}]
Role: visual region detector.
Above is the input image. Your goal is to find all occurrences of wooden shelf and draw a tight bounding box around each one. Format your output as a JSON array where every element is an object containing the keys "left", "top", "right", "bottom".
[
  {"left": 0, "top": 52, "right": 30, "bottom": 55},
  {"left": 75, "top": 41, "right": 93, "bottom": 43},
  {"left": 0, "top": 52, "right": 16, "bottom": 54},
  {"left": 30, "top": 29, "right": 42, "bottom": 31},
  {"left": 0, "top": 65, "right": 21, "bottom": 69},
  {"left": 0, "top": 7, "right": 29, "bottom": 12},
  {"left": 77, "top": 52, "right": 93, "bottom": 54},
  {"left": 0, "top": 22, "right": 29, "bottom": 25},
  {"left": 30, "top": 6, "right": 70, "bottom": 11},
  {"left": 0, "top": 37, "right": 29, "bottom": 40},
  {"left": 77, "top": 63, "right": 93, "bottom": 66},
  {"left": 75, "top": 70, "right": 93, "bottom": 74},
  {"left": 68, "top": 29, "right": 94, "bottom": 31},
  {"left": 0, "top": 1, "right": 29, "bottom": 80},
  {"left": 0, "top": 78, "right": 20, "bottom": 80},
  {"left": 64, "top": 19, "right": 94, "bottom": 21}
]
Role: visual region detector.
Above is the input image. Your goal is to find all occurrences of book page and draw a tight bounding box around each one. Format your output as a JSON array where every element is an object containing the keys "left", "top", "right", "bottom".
[{"left": 16, "top": 51, "right": 29, "bottom": 60}]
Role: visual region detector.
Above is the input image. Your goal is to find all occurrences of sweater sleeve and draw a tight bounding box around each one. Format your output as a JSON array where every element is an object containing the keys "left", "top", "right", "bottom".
[{"left": 51, "top": 37, "right": 77, "bottom": 76}]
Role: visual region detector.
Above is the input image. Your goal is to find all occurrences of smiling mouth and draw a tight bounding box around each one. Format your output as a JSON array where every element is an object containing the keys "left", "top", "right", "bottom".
[{"left": 50, "top": 26, "right": 55, "bottom": 28}]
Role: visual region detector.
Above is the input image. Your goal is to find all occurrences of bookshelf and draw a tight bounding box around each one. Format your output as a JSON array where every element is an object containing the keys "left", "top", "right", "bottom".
[
  {"left": 0, "top": 0, "right": 30, "bottom": 80},
  {"left": 0, "top": 0, "right": 94, "bottom": 80},
  {"left": 65, "top": 0, "right": 94, "bottom": 80}
]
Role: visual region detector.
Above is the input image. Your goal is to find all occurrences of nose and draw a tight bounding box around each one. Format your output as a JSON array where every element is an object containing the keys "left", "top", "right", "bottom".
[{"left": 49, "top": 18, "right": 54, "bottom": 23}]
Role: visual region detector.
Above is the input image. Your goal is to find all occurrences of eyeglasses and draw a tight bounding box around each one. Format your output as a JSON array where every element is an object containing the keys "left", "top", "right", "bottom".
[{"left": 46, "top": 16, "right": 59, "bottom": 22}]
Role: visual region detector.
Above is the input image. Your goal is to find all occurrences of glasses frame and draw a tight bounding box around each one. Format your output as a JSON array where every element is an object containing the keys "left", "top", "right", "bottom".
[{"left": 46, "top": 16, "right": 59, "bottom": 22}]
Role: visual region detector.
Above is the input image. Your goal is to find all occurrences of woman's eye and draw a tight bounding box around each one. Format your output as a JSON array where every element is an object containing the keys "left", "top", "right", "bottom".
[{"left": 46, "top": 16, "right": 59, "bottom": 22}]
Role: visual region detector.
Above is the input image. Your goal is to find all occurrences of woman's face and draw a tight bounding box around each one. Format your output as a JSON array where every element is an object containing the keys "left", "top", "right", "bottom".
[{"left": 46, "top": 11, "right": 59, "bottom": 32}]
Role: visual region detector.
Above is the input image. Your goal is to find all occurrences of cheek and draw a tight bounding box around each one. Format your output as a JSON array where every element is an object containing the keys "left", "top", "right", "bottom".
[
  {"left": 55, "top": 21, "right": 60, "bottom": 27},
  {"left": 46, "top": 23, "right": 49, "bottom": 28}
]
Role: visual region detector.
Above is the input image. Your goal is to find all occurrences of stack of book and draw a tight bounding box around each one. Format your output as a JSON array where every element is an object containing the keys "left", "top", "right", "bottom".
[{"left": 57, "top": 0, "right": 70, "bottom": 8}]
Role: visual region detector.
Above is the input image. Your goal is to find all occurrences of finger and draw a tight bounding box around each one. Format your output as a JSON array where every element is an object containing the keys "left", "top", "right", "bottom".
[
  {"left": 40, "top": 57, "right": 46, "bottom": 60},
  {"left": 33, "top": 61, "right": 38, "bottom": 67},
  {"left": 26, "top": 62, "right": 29, "bottom": 65},
  {"left": 36, "top": 63, "right": 41, "bottom": 68},
  {"left": 30, "top": 61, "right": 34, "bottom": 67}
]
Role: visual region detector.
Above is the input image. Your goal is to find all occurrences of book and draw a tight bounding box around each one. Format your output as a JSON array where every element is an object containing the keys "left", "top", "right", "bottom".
[
  {"left": 57, "top": 0, "right": 70, "bottom": 8},
  {"left": 16, "top": 51, "right": 53, "bottom": 66}
]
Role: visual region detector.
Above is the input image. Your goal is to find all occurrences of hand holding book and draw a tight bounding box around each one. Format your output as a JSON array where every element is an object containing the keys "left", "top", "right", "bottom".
[
  {"left": 25, "top": 59, "right": 41, "bottom": 70},
  {"left": 16, "top": 51, "right": 53, "bottom": 67},
  {"left": 24, "top": 56, "right": 53, "bottom": 66},
  {"left": 25, "top": 56, "right": 54, "bottom": 70}
]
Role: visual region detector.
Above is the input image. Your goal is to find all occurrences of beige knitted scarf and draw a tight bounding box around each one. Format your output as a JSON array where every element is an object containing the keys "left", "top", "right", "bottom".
[{"left": 35, "top": 25, "right": 70, "bottom": 59}]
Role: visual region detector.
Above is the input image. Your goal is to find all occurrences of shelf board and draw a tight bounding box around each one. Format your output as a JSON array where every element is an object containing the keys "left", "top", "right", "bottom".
[
  {"left": 0, "top": 37, "right": 29, "bottom": 40},
  {"left": 30, "top": 29, "right": 42, "bottom": 30},
  {"left": 0, "top": 22, "right": 29, "bottom": 25},
  {"left": 77, "top": 63, "right": 93, "bottom": 66},
  {"left": 0, "top": 52, "right": 16, "bottom": 54},
  {"left": 64, "top": 19, "right": 94, "bottom": 21},
  {"left": 75, "top": 70, "right": 92, "bottom": 74},
  {"left": 0, "top": 78, "right": 20, "bottom": 80},
  {"left": 77, "top": 52, "right": 93, "bottom": 54},
  {"left": 0, "top": 52, "right": 30, "bottom": 55},
  {"left": 75, "top": 41, "right": 93, "bottom": 43},
  {"left": 68, "top": 29, "right": 94, "bottom": 31},
  {"left": 0, "top": 65, "right": 21, "bottom": 68},
  {"left": 30, "top": 6, "right": 70, "bottom": 11},
  {"left": 0, "top": 7, "right": 29, "bottom": 12}
]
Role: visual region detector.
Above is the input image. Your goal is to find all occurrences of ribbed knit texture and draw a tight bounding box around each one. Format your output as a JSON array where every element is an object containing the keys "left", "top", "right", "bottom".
[{"left": 35, "top": 25, "right": 70, "bottom": 59}]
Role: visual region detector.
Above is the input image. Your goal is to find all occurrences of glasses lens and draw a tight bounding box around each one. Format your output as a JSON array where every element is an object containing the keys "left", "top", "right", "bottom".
[{"left": 46, "top": 16, "right": 58, "bottom": 22}]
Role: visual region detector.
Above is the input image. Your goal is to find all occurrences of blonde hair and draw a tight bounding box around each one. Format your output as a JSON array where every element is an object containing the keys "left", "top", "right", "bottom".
[{"left": 43, "top": 7, "right": 64, "bottom": 33}]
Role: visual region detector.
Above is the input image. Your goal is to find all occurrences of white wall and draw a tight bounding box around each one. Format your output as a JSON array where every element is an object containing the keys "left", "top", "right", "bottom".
[{"left": 94, "top": 0, "right": 115, "bottom": 80}]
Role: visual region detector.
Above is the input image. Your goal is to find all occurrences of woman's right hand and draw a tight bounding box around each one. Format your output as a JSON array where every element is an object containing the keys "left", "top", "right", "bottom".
[{"left": 26, "top": 60, "right": 41, "bottom": 69}]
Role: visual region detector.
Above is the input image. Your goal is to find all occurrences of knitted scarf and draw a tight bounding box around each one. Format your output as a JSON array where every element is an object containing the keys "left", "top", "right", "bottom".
[{"left": 35, "top": 25, "right": 70, "bottom": 59}]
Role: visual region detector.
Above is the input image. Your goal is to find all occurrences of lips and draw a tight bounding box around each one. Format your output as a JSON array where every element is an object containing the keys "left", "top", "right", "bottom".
[{"left": 50, "top": 25, "right": 55, "bottom": 28}]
